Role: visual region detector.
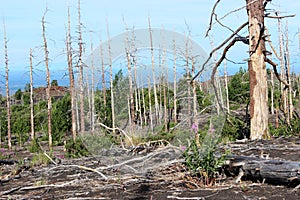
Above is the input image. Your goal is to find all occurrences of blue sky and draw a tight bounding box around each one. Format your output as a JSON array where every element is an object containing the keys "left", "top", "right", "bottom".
[{"left": 0, "top": 0, "right": 299, "bottom": 78}]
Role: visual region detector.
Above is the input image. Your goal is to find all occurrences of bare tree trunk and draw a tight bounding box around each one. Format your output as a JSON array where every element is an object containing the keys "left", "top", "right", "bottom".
[
  {"left": 224, "top": 60, "right": 230, "bottom": 114},
  {"left": 185, "top": 34, "right": 191, "bottom": 125},
  {"left": 277, "top": 18, "right": 289, "bottom": 124},
  {"left": 42, "top": 10, "right": 52, "bottom": 149},
  {"left": 29, "top": 48, "right": 35, "bottom": 141},
  {"left": 99, "top": 37, "right": 106, "bottom": 107},
  {"left": 137, "top": 86, "right": 143, "bottom": 126},
  {"left": 3, "top": 20, "right": 11, "bottom": 150},
  {"left": 141, "top": 81, "right": 147, "bottom": 126},
  {"left": 106, "top": 20, "right": 115, "bottom": 134},
  {"left": 173, "top": 39, "right": 178, "bottom": 123},
  {"left": 127, "top": 95, "right": 132, "bottom": 129},
  {"left": 91, "top": 44, "right": 95, "bottom": 132},
  {"left": 131, "top": 29, "right": 141, "bottom": 126},
  {"left": 67, "top": 7, "right": 77, "bottom": 141},
  {"left": 162, "top": 48, "right": 168, "bottom": 132},
  {"left": 77, "top": 0, "right": 85, "bottom": 133},
  {"left": 86, "top": 72, "right": 91, "bottom": 131},
  {"left": 246, "top": 0, "right": 269, "bottom": 139},
  {"left": 191, "top": 57, "right": 197, "bottom": 122},
  {"left": 148, "top": 77, "right": 154, "bottom": 133},
  {"left": 124, "top": 26, "right": 135, "bottom": 125},
  {"left": 270, "top": 68, "right": 275, "bottom": 115},
  {"left": 148, "top": 17, "right": 159, "bottom": 124},
  {"left": 285, "top": 21, "right": 293, "bottom": 121}
]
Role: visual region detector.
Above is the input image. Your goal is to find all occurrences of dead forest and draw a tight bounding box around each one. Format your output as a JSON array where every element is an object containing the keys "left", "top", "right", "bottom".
[{"left": 1, "top": 0, "right": 300, "bottom": 199}]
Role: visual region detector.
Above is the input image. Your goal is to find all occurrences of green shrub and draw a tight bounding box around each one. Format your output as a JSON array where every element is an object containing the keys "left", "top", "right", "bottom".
[
  {"left": 221, "top": 116, "right": 249, "bottom": 141},
  {"left": 28, "top": 139, "right": 41, "bottom": 153},
  {"left": 65, "top": 138, "right": 90, "bottom": 158},
  {"left": 183, "top": 135, "right": 226, "bottom": 186},
  {"left": 31, "top": 153, "right": 50, "bottom": 167},
  {"left": 270, "top": 118, "right": 300, "bottom": 137}
]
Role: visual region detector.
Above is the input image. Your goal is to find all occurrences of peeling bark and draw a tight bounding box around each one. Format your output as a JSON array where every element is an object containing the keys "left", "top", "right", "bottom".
[{"left": 246, "top": 0, "right": 269, "bottom": 140}]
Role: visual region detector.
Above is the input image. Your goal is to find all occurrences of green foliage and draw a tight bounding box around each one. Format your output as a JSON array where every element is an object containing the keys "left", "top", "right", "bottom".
[
  {"left": 183, "top": 137, "right": 226, "bottom": 185},
  {"left": 14, "top": 89, "right": 22, "bottom": 100},
  {"left": 196, "top": 87, "right": 212, "bottom": 110},
  {"left": 95, "top": 89, "right": 112, "bottom": 128},
  {"left": 34, "top": 100, "right": 48, "bottom": 132},
  {"left": 270, "top": 118, "right": 300, "bottom": 137},
  {"left": 51, "top": 80, "right": 58, "bottom": 86},
  {"left": 221, "top": 116, "right": 249, "bottom": 141},
  {"left": 11, "top": 105, "right": 30, "bottom": 145},
  {"left": 22, "top": 93, "right": 30, "bottom": 105},
  {"left": 145, "top": 129, "right": 176, "bottom": 142},
  {"left": 28, "top": 139, "right": 41, "bottom": 153},
  {"left": 31, "top": 153, "right": 50, "bottom": 167},
  {"left": 228, "top": 67, "right": 249, "bottom": 104},
  {"left": 79, "top": 133, "right": 113, "bottom": 154},
  {"left": 65, "top": 138, "right": 90, "bottom": 158},
  {"left": 51, "top": 94, "right": 71, "bottom": 145}
]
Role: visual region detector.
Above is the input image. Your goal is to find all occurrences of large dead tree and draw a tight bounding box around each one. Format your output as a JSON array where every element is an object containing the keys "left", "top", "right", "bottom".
[
  {"left": 246, "top": 0, "right": 269, "bottom": 139},
  {"left": 193, "top": 0, "right": 294, "bottom": 140}
]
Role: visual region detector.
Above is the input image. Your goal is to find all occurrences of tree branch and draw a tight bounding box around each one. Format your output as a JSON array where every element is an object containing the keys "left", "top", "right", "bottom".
[
  {"left": 192, "top": 22, "right": 248, "bottom": 81},
  {"left": 205, "top": 0, "right": 221, "bottom": 37},
  {"left": 211, "top": 37, "right": 249, "bottom": 113},
  {"left": 265, "top": 57, "right": 289, "bottom": 89},
  {"left": 266, "top": 14, "right": 296, "bottom": 19}
]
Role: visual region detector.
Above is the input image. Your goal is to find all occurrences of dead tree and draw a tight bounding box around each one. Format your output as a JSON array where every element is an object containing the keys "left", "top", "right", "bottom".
[
  {"left": 246, "top": 0, "right": 269, "bottom": 139},
  {"left": 66, "top": 7, "right": 77, "bottom": 141},
  {"left": 3, "top": 20, "right": 11, "bottom": 150},
  {"left": 192, "top": 0, "right": 294, "bottom": 140},
  {"left": 77, "top": 0, "right": 85, "bottom": 133},
  {"left": 123, "top": 21, "right": 135, "bottom": 126},
  {"left": 224, "top": 60, "right": 230, "bottom": 114},
  {"left": 42, "top": 10, "right": 52, "bottom": 149},
  {"left": 99, "top": 37, "right": 106, "bottom": 107},
  {"left": 185, "top": 34, "right": 192, "bottom": 126},
  {"left": 148, "top": 17, "right": 159, "bottom": 124},
  {"left": 90, "top": 37, "right": 95, "bottom": 132},
  {"left": 148, "top": 76, "right": 154, "bottom": 133},
  {"left": 29, "top": 48, "right": 35, "bottom": 141},
  {"left": 284, "top": 21, "right": 293, "bottom": 121},
  {"left": 106, "top": 20, "right": 116, "bottom": 134},
  {"left": 173, "top": 38, "right": 178, "bottom": 123}
]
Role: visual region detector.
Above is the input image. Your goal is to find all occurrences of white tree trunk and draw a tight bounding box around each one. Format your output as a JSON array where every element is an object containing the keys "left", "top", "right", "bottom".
[
  {"left": 3, "top": 21, "right": 11, "bottom": 150},
  {"left": 67, "top": 7, "right": 77, "bottom": 141},
  {"left": 29, "top": 48, "right": 35, "bottom": 141}
]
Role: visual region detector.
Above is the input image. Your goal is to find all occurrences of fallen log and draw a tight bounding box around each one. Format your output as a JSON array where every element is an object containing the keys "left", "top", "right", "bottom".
[{"left": 224, "top": 155, "right": 300, "bottom": 186}]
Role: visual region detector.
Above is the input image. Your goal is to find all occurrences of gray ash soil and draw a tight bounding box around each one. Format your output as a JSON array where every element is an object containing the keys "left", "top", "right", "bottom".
[{"left": 1, "top": 136, "right": 300, "bottom": 200}]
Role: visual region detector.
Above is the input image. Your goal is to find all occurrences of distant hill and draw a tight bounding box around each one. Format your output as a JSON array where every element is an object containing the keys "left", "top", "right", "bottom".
[{"left": 0, "top": 70, "right": 70, "bottom": 95}]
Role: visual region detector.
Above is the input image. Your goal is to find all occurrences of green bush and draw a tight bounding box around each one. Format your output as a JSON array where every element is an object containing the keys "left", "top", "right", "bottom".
[
  {"left": 221, "top": 116, "right": 249, "bottom": 141},
  {"left": 65, "top": 138, "right": 90, "bottom": 158},
  {"left": 28, "top": 139, "right": 41, "bottom": 153},
  {"left": 270, "top": 118, "right": 300, "bottom": 137},
  {"left": 183, "top": 137, "right": 226, "bottom": 185}
]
